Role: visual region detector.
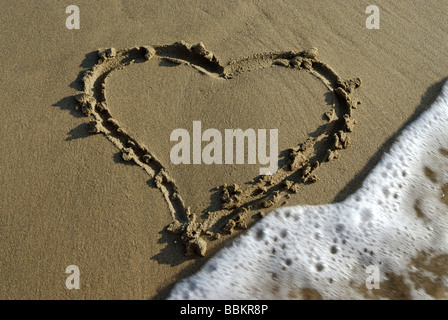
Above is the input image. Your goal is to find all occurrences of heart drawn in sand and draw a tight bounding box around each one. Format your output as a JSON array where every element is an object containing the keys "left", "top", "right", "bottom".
[{"left": 74, "top": 41, "right": 361, "bottom": 257}]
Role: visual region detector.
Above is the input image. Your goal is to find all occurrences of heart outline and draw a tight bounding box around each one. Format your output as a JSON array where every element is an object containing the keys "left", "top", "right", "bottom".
[{"left": 75, "top": 41, "right": 361, "bottom": 256}]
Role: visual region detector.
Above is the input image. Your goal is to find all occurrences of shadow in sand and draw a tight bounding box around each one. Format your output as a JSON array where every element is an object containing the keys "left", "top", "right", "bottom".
[
  {"left": 70, "top": 51, "right": 100, "bottom": 91},
  {"left": 53, "top": 51, "right": 100, "bottom": 138},
  {"left": 65, "top": 122, "right": 92, "bottom": 141},
  {"left": 150, "top": 226, "right": 207, "bottom": 300},
  {"left": 150, "top": 227, "right": 242, "bottom": 300},
  {"left": 52, "top": 96, "right": 84, "bottom": 119}
]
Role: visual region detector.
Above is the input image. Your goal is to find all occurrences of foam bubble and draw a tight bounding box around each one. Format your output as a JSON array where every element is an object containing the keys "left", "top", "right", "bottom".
[{"left": 168, "top": 81, "right": 448, "bottom": 300}]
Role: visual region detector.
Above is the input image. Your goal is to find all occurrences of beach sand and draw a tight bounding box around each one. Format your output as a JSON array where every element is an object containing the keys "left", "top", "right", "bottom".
[{"left": 0, "top": 0, "right": 447, "bottom": 299}]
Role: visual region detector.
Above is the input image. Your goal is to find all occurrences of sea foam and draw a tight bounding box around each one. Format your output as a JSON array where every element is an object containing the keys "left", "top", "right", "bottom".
[{"left": 169, "top": 80, "right": 448, "bottom": 300}]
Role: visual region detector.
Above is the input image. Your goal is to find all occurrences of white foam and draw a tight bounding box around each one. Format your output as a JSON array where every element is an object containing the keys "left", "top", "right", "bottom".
[{"left": 168, "top": 80, "right": 448, "bottom": 300}]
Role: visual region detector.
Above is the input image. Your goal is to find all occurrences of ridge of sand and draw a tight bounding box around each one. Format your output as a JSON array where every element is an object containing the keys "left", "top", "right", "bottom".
[{"left": 75, "top": 41, "right": 361, "bottom": 257}]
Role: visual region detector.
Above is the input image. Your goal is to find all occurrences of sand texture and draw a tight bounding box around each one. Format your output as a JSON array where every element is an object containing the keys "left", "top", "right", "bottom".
[{"left": 1, "top": 0, "right": 447, "bottom": 299}]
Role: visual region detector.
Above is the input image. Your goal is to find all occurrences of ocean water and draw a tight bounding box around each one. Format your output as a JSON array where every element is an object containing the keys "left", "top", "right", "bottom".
[{"left": 168, "top": 80, "right": 448, "bottom": 300}]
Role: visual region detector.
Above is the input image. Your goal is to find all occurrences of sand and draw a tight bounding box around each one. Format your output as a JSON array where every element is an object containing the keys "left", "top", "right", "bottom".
[{"left": 0, "top": 0, "right": 447, "bottom": 299}]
